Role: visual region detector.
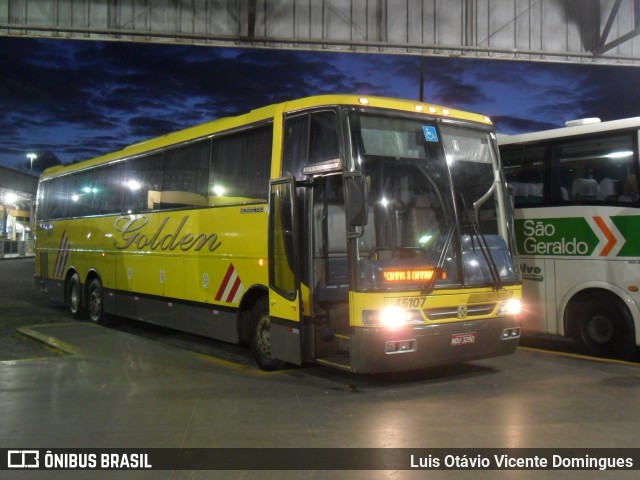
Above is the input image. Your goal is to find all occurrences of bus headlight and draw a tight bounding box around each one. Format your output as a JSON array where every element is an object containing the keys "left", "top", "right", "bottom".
[
  {"left": 362, "top": 308, "right": 424, "bottom": 329},
  {"left": 497, "top": 299, "right": 522, "bottom": 316}
]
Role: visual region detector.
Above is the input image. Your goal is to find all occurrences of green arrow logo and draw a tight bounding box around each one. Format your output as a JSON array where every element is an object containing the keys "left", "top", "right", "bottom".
[{"left": 515, "top": 216, "right": 639, "bottom": 257}]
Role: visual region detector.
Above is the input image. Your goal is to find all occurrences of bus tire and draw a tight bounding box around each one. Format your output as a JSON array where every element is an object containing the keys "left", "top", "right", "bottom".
[
  {"left": 249, "top": 297, "right": 285, "bottom": 371},
  {"left": 67, "top": 273, "right": 86, "bottom": 319},
  {"left": 87, "top": 277, "right": 110, "bottom": 326},
  {"left": 572, "top": 293, "right": 636, "bottom": 358}
]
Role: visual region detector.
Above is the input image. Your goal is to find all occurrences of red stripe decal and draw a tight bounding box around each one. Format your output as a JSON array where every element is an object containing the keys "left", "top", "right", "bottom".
[
  {"left": 226, "top": 276, "right": 242, "bottom": 303},
  {"left": 215, "top": 264, "right": 235, "bottom": 301},
  {"left": 54, "top": 231, "right": 70, "bottom": 278}
]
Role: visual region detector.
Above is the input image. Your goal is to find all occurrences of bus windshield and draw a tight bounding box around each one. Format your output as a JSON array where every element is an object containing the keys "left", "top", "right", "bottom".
[{"left": 349, "top": 112, "right": 519, "bottom": 291}]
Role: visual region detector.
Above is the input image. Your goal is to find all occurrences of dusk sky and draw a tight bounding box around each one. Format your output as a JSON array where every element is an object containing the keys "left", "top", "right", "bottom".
[{"left": 2, "top": 35, "right": 640, "bottom": 174}]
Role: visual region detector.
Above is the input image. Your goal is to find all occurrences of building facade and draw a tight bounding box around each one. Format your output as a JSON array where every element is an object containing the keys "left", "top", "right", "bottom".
[{"left": 0, "top": 166, "right": 38, "bottom": 242}]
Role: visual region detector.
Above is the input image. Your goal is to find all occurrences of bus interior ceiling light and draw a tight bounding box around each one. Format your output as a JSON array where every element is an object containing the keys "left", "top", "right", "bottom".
[{"left": 606, "top": 151, "right": 633, "bottom": 159}]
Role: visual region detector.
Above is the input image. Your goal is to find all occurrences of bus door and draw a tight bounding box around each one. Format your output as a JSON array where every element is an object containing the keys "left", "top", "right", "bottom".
[
  {"left": 310, "top": 173, "right": 367, "bottom": 370},
  {"left": 311, "top": 174, "right": 351, "bottom": 367},
  {"left": 520, "top": 254, "right": 555, "bottom": 334},
  {"left": 267, "top": 177, "right": 303, "bottom": 365}
]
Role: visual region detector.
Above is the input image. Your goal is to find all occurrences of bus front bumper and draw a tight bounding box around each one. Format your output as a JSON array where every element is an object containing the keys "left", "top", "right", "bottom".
[{"left": 350, "top": 316, "right": 520, "bottom": 374}]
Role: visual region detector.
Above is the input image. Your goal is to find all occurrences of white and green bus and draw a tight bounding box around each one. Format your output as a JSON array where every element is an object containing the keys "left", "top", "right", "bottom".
[{"left": 499, "top": 117, "right": 640, "bottom": 357}]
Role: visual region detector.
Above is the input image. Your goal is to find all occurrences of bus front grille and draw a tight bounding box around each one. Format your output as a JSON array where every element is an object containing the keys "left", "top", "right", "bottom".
[{"left": 424, "top": 303, "right": 495, "bottom": 321}]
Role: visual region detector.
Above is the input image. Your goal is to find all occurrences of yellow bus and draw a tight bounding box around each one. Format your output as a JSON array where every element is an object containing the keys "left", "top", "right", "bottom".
[{"left": 35, "top": 95, "right": 522, "bottom": 373}]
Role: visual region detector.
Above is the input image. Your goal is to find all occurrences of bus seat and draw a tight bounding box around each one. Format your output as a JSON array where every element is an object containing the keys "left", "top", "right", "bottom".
[
  {"left": 405, "top": 194, "right": 438, "bottom": 245},
  {"left": 314, "top": 203, "right": 346, "bottom": 255},
  {"left": 598, "top": 178, "right": 618, "bottom": 201},
  {"left": 572, "top": 178, "right": 599, "bottom": 201},
  {"left": 510, "top": 181, "right": 529, "bottom": 205},
  {"left": 619, "top": 174, "right": 639, "bottom": 202},
  {"left": 527, "top": 182, "right": 543, "bottom": 203}
]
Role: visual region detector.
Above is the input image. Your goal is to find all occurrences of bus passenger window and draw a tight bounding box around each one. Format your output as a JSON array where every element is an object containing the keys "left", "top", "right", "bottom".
[
  {"left": 67, "top": 170, "right": 94, "bottom": 218},
  {"left": 309, "top": 111, "right": 339, "bottom": 164},
  {"left": 44, "top": 176, "right": 69, "bottom": 219},
  {"left": 282, "top": 115, "right": 309, "bottom": 180},
  {"left": 554, "top": 134, "right": 636, "bottom": 205},
  {"left": 210, "top": 125, "right": 272, "bottom": 205},
  {"left": 283, "top": 110, "right": 340, "bottom": 179},
  {"left": 123, "top": 153, "right": 162, "bottom": 213},
  {"left": 501, "top": 145, "right": 545, "bottom": 206},
  {"left": 91, "top": 163, "right": 124, "bottom": 215},
  {"left": 161, "top": 140, "right": 210, "bottom": 208}
]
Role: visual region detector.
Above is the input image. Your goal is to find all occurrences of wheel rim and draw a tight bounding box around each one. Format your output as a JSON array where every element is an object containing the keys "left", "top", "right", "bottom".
[
  {"left": 255, "top": 313, "right": 272, "bottom": 358},
  {"left": 69, "top": 281, "right": 80, "bottom": 314},
  {"left": 89, "top": 286, "right": 102, "bottom": 322},
  {"left": 584, "top": 313, "right": 615, "bottom": 346}
]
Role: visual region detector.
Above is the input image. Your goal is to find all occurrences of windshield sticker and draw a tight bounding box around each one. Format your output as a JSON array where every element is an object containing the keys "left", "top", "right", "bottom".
[{"left": 423, "top": 126, "right": 439, "bottom": 142}]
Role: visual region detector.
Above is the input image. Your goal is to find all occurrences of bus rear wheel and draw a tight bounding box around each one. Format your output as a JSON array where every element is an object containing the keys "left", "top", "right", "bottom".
[
  {"left": 249, "top": 297, "right": 285, "bottom": 371},
  {"left": 87, "top": 277, "right": 110, "bottom": 326},
  {"left": 572, "top": 293, "right": 636, "bottom": 358},
  {"left": 67, "top": 273, "right": 86, "bottom": 319}
]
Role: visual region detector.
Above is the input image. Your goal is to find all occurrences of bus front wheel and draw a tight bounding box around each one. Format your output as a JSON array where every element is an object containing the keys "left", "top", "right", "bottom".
[
  {"left": 572, "top": 293, "right": 636, "bottom": 358},
  {"left": 249, "top": 297, "right": 285, "bottom": 371}
]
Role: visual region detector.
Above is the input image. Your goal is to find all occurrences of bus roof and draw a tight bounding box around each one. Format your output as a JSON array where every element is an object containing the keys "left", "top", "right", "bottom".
[
  {"left": 498, "top": 116, "right": 640, "bottom": 146},
  {"left": 40, "top": 94, "right": 493, "bottom": 180}
]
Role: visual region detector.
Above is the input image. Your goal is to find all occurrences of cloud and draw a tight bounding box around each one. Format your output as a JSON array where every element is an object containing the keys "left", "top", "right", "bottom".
[
  {"left": 492, "top": 115, "right": 558, "bottom": 134},
  {"left": 0, "top": 38, "right": 371, "bottom": 169},
  {"left": 422, "top": 58, "right": 495, "bottom": 107},
  {"left": 2, "top": 36, "right": 640, "bottom": 173},
  {"left": 572, "top": 65, "right": 640, "bottom": 122}
]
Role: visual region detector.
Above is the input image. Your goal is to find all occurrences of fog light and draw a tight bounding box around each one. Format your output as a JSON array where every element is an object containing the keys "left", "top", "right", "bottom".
[
  {"left": 501, "top": 327, "right": 521, "bottom": 340},
  {"left": 385, "top": 340, "right": 417, "bottom": 354}
]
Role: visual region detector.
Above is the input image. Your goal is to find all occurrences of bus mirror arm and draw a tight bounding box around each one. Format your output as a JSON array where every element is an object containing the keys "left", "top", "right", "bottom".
[
  {"left": 345, "top": 173, "right": 368, "bottom": 229},
  {"left": 472, "top": 176, "right": 497, "bottom": 221}
]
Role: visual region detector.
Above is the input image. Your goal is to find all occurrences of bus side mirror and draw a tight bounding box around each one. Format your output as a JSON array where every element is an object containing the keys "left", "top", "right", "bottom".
[{"left": 345, "top": 173, "right": 368, "bottom": 228}]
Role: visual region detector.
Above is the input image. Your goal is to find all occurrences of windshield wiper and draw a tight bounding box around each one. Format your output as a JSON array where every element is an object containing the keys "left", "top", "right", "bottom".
[
  {"left": 456, "top": 182, "right": 503, "bottom": 291},
  {"left": 421, "top": 224, "right": 455, "bottom": 295},
  {"left": 469, "top": 174, "right": 503, "bottom": 290}
]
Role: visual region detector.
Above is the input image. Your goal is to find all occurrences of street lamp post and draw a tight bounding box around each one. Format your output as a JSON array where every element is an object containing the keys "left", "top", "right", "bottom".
[{"left": 26, "top": 153, "right": 37, "bottom": 173}]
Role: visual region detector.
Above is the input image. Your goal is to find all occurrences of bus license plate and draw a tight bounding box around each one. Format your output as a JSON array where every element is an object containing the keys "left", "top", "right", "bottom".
[{"left": 450, "top": 332, "right": 476, "bottom": 346}]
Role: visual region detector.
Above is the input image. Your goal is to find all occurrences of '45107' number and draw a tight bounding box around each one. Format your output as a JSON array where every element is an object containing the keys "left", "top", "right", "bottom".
[{"left": 393, "top": 297, "right": 427, "bottom": 308}]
